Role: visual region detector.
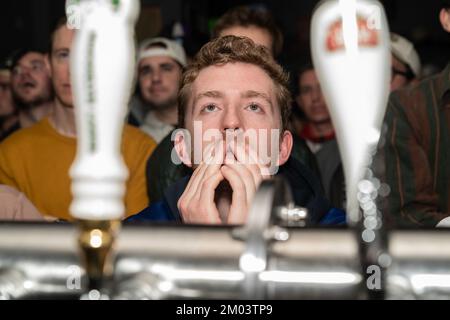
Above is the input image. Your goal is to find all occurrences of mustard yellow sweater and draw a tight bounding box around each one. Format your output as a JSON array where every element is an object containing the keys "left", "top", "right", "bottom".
[{"left": 0, "top": 118, "right": 156, "bottom": 220}]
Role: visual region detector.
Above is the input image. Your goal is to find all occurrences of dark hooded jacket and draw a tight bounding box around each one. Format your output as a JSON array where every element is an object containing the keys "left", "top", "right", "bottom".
[{"left": 129, "top": 157, "right": 345, "bottom": 225}]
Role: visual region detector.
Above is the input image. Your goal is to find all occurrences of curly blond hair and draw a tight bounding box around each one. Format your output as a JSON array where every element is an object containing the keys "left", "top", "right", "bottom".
[{"left": 178, "top": 35, "right": 291, "bottom": 132}]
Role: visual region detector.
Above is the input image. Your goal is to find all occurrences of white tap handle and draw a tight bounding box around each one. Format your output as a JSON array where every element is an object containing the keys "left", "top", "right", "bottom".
[
  {"left": 69, "top": 0, "right": 140, "bottom": 220},
  {"left": 311, "top": 0, "right": 391, "bottom": 225},
  {"left": 437, "top": 217, "right": 450, "bottom": 228}
]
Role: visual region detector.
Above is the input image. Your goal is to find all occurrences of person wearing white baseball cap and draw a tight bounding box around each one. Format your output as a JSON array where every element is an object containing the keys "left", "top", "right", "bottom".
[
  {"left": 390, "top": 33, "right": 422, "bottom": 92},
  {"left": 136, "top": 37, "right": 187, "bottom": 143}
]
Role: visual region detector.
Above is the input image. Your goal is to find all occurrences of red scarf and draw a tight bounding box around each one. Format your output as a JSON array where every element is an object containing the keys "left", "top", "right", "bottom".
[{"left": 299, "top": 123, "right": 335, "bottom": 143}]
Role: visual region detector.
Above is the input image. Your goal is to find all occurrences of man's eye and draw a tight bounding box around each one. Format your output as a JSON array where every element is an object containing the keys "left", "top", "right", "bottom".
[
  {"left": 301, "top": 87, "right": 312, "bottom": 94},
  {"left": 161, "top": 65, "right": 174, "bottom": 72},
  {"left": 246, "top": 103, "right": 262, "bottom": 112},
  {"left": 202, "top": 104, "right": 218, "bottom": 113},
  {"left": 31, "top": 62, "right": 45, "bottom": 71},
  {"left": 140, "top": 69, "right": 151, "bottom": 77},
  {"left": 57, "top": 52, "right": 70, "bottom": 62}
]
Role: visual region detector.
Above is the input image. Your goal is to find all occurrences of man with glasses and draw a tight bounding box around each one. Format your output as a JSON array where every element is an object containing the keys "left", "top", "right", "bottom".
[
  {"left": 390, "top": 33, "right": 421, "bottom": 92},
  {"left": 8, "top": 49, "right": 53, "bottom": 134}
]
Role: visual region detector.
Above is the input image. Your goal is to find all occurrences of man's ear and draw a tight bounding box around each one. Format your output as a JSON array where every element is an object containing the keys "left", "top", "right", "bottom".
[
  {"left": 440, "top": 8, "right": 450, "bottom": 33},
  {"left": 174, "top": 129, "right": 192, "bottom": 167},
  {"left": 278, "top": 130, "right": 293, "bottom": 166}
]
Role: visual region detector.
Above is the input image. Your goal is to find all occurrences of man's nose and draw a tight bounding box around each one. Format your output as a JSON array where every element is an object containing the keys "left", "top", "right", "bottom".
[
  {"left": 18, "top": 72, "right": 33, "bottom": 84},
  {"left": 221, "top": 107, "right": 242, "bottom": 131},
  {"left": 151, "top": 69, "right": 162, "bottom": 83},
  {"left": 311, "top": 86, "right": 323, "bottom": 101}
]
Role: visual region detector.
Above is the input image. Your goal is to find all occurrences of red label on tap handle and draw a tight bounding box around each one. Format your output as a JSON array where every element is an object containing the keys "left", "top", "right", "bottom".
[{"left": 326, "top": 16, "right": 379, "bottom": 52}]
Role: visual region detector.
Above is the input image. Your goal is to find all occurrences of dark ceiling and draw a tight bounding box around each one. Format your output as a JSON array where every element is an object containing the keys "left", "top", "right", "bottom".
[{"left": 1, "top": 0, "right": 448, "bottom": 70}]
